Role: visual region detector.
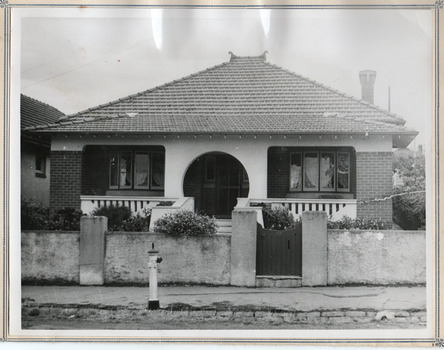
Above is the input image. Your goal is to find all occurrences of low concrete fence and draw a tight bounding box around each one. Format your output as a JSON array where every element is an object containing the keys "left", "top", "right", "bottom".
[
  {"left": 327, "top": 230, "right": 426, "bottom": 285},
  {"left": 21, "top": 215, "right": 425, "bottom": 287},
  {"left": 21, "top": 229, "right": 230, "bottom": 285},
  {"left": 22, "top": 231, "right": 80, "bottom": 284},
  {"left": 105, "top": 232, "right": 230, "bottom": 285}
]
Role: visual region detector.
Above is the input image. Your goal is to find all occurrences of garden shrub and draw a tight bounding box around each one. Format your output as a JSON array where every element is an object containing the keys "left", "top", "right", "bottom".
[
  {"left": 21, "top": 197, "right": 50, "bottom": 230},
  {"left": 327, "top": 216, "right": 386, "bottom": 230},
  {"left": 21, "top": 198, "right": 84, "bottom": 230},
  {"left": 92, "top": 204, "right": 132, "bottom": 231},
  {"left": 153, "top": 210, "right": 218, "bottom": 235},
  {"left": 263, "top": 207, "right": 298, "bottom": 230},
  {"left": 119, "top": 213, "right": 151, "bottom": 232},
  {"left": 92, "top": 205, "right": 151, "bottom": 232},
  {"left": 393, "top": 192, "right": 425, "bottom": 230},
  {"left": 48, "top": 207, "right": 83, "bottom": 231}
]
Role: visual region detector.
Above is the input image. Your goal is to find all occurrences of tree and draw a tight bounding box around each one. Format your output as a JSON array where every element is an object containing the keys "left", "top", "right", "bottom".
[{"left": 392, "top": 147, "right": 426, "bottom": 230}]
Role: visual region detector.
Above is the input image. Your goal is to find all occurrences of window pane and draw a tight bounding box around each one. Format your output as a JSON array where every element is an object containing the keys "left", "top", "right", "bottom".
[
  {"left": 119, "top": 152, "right": 132, "bottom": 188},
  {"left": 152, "top": 152, "right": 165, "bottom": 188},
  {"left": 135, "top": 153, "right": 150, "bottom": 188},
  {"left": 303, "top": 152, "right": 319, "bottom": 191},
  {"left": 320, "top": 152, "right": 335, "bottom": 191},
  {"left": 109, "top": 152, "right": 118, "bottom": 188},
  {"left": 290, "top": 153, "right": 302, "bottom": 191},
  {"left": 337, "top": 152, "right": 350, "bottom": 191}
]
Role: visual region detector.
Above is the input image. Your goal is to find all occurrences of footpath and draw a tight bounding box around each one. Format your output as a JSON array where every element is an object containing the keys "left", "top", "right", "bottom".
[{"left": 21, "top": 285, "right": 427, "bottom": 329}]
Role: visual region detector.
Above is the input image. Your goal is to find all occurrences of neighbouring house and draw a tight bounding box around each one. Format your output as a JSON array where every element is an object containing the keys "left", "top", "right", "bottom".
[
  {"left": 21, "top": 94, "right": 65, "bottom": 207},
  {"left": 23, "top": 52, "right": 418, "bottom": 226}
]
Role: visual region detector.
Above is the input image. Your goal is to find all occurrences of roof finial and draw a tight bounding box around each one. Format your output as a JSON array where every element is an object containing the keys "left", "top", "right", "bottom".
[
  {"left": 228, "top": 51, "right": 238, "bottom": 62},
  {"left": 261, "top": 51, "right": 268, "bottom": 61}
]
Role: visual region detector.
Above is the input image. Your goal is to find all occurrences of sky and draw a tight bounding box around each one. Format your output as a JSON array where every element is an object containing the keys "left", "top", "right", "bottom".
[{"left": 18, "top": 8, "right": 433, "bottom": 147}]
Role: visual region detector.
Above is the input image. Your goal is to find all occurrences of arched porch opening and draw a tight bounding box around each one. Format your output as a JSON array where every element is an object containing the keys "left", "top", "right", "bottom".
[{"left": 183, "top": 152, "right": 249, "bottom": 218}]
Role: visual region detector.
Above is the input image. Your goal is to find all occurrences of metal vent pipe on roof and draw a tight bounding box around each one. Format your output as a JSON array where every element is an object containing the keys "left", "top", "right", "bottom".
[{"left": 359, "top": 70, "right": 376, "bottom": 104}]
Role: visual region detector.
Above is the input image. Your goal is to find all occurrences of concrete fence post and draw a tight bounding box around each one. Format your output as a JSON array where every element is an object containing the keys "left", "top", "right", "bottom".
[
  {"left": 302, "top": 211, "right": 328, "bottom": 286},
  {"left": 80, "top": 216, "right": 107, "bottom": 285},
  {"left": 230, "top": 210, "right": 257, "bottom": 287}
]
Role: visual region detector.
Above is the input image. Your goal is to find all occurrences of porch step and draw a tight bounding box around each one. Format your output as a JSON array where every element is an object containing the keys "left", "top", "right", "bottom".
[
  {"left": 216, "top": 219, "right": 232, "bottom": 234},
  {"left": 256, "top": 275, "right": 302, "bottom": 288}
]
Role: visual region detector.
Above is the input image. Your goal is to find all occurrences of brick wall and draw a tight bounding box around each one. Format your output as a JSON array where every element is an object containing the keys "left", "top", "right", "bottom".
[
  {"left": 356, "top": 152, "right": 393, "bottom": 224},
  {"left": 81, "top": 146, "right": 109, "bottom": 196},
  {"left": 50, "top": 151, "right": 83, "bottom": 213},
  {"left": 267, "top": 147, "right": 289, "bottom": 197}
]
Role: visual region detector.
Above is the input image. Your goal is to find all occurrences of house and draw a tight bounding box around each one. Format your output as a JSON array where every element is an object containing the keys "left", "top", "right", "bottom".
[
  {"left": 23, "top": 52, "right": 417, "bottom": 225},
  {"left": 21, "top": 94, "right": 65, "bottom": 207}
]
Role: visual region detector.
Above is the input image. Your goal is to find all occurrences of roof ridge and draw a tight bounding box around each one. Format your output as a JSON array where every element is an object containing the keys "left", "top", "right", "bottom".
[
  {"left": 229, "top": 51, "right": 268, "bottom": 62},
  {"left": 263, "top": 61, "right": 405, "bottom": 125}
]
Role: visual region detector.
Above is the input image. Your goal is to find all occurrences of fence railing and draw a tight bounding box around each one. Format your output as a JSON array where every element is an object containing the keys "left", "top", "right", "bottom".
[
  {"left": 80, "top": 195, "right": 179, "bottom": 216},
  {"left": 236, "top": 197, "right": 357, "bottom": 222}
]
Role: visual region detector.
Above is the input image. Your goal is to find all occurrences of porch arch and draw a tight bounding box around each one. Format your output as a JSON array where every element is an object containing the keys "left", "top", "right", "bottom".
[
  {"left": 183, "top": 152, "right": 249, "bottom": 217},
  {"left": 163, "top": 142, "right": 268, "bottom": 200}
]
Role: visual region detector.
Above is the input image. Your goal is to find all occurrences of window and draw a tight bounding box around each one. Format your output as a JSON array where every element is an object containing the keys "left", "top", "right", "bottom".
[
  {"left": 289, "top": 149, "right": 351, "bottom": 193},
  {"left": 337, "top": 152, "right": 350, "bottom": 192},
  {"left": 109, "top": 149, "right": 164, "bottom": 190},
  {"left": 320, "top": 152, "right": 335, "bottom": 191},
  {"left": 135, "top": 153, "right": 150, "bottom": 189},
  {"left": 290, "top": 153, "right": 302, "bottom": 191},
  {"left": 35, "top": 154, "right": 46, "bottom": 178},
  {"left": 151, "top": 152, "right": 165, "bottom": 189},
  {"left": 303, "top": 152, "right": 319, "bottom": 191},
  {"left": 119, "top": 151, "right": 133, "bottom": 189},
  {"left": 109, "top": 153, "right": 119, "bottom": 188}
]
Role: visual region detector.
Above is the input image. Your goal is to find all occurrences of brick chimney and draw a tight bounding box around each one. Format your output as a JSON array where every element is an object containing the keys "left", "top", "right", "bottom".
[{"left": 359, "top": 70, "right": 376, "bottom": 104}]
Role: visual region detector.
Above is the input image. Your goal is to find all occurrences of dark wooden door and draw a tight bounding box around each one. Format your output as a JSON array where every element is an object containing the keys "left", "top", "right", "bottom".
[
  {"left": 215, "top": 156, "right": 242, "bottom": 217},
  {"left": 256, "top": 224, "right": 302, "bottom": 276}
]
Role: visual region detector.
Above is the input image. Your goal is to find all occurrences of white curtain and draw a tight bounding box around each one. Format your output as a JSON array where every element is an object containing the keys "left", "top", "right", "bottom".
[{"left": 304, "top": 156, "right": 318, "bottom": 189}]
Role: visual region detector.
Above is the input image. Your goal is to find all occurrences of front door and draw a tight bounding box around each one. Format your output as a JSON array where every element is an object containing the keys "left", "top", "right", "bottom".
[{"left": 215, "top": 156, "right": 243, "bottom": 217}]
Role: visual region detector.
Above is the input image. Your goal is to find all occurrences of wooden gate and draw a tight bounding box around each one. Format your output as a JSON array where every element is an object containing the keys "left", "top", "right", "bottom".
[{"left": 256, "top": 224, "right": 302, "bottom": 276}]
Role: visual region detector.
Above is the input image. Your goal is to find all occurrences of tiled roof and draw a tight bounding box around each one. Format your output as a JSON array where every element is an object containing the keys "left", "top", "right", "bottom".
[
  {"left": 25, "top": 53, "right": 416, "bottom": 139},
  {"left": 21, "top": 94, "right": 65, "bottom": 129}
]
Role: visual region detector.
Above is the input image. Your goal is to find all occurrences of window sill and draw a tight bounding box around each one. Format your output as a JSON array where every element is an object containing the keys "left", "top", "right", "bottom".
[{"left": 35, "top": 172, "right": 46, "bottom": 179}]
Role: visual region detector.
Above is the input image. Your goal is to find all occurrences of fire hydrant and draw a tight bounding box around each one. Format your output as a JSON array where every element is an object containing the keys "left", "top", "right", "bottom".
[{"left": 147, "top": 243, "right": 162, "bottom": 310}]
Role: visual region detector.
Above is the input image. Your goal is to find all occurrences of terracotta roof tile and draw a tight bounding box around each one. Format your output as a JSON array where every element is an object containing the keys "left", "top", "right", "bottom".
[
  {"left": 26, "top": 54, "right": 415, "bottom": 136},
  {"left": 21, "top": 94, "right": 65, "bottom": 129}
]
